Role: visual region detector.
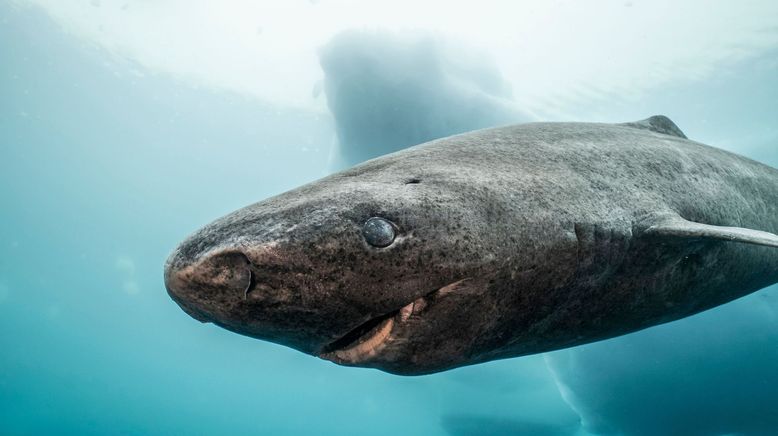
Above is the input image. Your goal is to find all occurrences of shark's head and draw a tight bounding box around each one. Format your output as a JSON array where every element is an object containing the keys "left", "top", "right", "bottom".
[{"left": 164, "top": 158, "right": 515, "bottom": 375}]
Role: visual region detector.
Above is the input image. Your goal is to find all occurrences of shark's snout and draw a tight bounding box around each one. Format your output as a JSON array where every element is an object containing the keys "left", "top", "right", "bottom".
[
  {"left": 164, "top": 248, "right": 253, "bottom": 323},
  {"left": 163, "top": 236, "right": 334, "bottom": 355}
]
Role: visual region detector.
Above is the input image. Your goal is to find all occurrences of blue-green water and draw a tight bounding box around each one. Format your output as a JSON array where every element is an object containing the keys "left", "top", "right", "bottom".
[{"left": 1, "top": 2, "right": 777, "bottom": 435}]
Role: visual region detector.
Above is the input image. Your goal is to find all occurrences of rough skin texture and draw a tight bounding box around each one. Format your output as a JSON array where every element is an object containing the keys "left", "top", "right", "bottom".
[{"left": 165, "top": 117, "right": 778, "bottom": 375}]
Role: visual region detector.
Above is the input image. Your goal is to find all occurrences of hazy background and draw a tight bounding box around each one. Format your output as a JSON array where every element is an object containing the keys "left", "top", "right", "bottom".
[{"left": 1, "top": 1, "right": 777, "bottom": 435}]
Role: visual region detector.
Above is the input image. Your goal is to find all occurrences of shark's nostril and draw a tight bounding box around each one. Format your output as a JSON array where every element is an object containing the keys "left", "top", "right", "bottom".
[
  {"left": 201, "top": 251, "right": 253, "bottom": 297},
  {"left": 243, "top": 269, "right": 256, "bottom": 299},
  {"left": 164, "top": 249, "right": 253, "bottom": 322}
]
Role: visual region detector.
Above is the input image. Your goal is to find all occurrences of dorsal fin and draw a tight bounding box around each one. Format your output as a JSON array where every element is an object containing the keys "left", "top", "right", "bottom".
[
  {"left": 643, "top": 215, "right": 778, "bottom": 248},
  {"left": 621, "top": 115, "right": 687, "bottom": 139}
]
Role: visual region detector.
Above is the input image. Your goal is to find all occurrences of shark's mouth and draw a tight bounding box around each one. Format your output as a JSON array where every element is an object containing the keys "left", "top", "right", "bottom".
[
  {"left": 318, "top": 297, "right": 425, "bottom": 364},
  {"left": 318, "top": 278, "right": 469, "bottom": 365}
]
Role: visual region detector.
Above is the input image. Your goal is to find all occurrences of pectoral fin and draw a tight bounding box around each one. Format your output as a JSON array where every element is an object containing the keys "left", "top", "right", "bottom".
[{"left": 644, "top": 215, "right": 778, "bottom": 248}]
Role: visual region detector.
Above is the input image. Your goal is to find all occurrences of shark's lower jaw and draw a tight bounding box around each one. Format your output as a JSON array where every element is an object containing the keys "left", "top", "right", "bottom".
[
  {"left": 318, "top": 296, "right": 425, "bottom": 365},
  {"left": 318, "top": 278, "right": 469, "bottom": 365}
]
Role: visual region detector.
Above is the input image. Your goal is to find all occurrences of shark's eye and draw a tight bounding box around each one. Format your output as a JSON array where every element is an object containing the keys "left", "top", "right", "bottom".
[{"left": 363, "top": 217, "right": 396, "bottom": 248}]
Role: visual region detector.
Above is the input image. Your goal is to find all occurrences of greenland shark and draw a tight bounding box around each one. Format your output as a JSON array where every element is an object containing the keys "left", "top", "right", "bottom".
[{"left": 164, "top": 116, "right": 778, "bottom": 375}]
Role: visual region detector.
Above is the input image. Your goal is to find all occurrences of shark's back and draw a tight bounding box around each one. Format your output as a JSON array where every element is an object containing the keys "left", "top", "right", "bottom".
[{"left": 349, "top": 117, "right": 778, "bottom": 237}]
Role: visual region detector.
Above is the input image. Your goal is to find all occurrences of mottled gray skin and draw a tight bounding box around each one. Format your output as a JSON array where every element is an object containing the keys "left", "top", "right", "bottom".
[{"left": 165, "top": 116, "right": 778, "bottom": 375}]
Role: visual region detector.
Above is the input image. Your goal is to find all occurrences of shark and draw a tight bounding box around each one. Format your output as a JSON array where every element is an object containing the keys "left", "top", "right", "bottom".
[{"left": 164, "top": 116, "right": 778, "bottom": 375}]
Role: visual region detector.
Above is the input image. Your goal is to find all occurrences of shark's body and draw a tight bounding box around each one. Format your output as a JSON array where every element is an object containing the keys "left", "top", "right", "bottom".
[{"left": 165, "top": 116, "right": 778, "bottom": 375}]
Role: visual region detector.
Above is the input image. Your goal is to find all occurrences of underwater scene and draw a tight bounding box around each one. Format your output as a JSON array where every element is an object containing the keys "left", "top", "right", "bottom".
[{"left": 1, "top": 1, "right": 777, "bottom": 435}]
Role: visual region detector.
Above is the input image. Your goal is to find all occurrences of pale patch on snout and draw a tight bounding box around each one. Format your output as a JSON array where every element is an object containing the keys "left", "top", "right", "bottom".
[{"left": 165, "top": 249, "right": 253, "bottom": 323}]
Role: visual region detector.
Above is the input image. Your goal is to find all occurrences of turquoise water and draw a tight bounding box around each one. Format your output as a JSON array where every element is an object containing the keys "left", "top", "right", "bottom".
[{"left": 1, "top": 2, "right": 777, "bottom": 435}]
